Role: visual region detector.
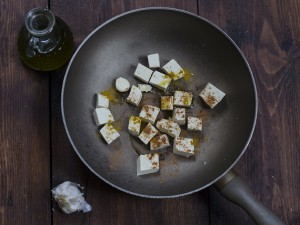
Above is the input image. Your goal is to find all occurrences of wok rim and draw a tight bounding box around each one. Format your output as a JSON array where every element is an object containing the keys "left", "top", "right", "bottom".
[{"left": 61, "top": 7, "right": 258, "bottom": 198}]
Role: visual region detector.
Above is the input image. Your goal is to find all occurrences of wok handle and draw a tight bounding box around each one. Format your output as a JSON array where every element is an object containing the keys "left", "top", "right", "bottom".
[{"left": 215, "top": 171, "right": 286, "bottom": 225}]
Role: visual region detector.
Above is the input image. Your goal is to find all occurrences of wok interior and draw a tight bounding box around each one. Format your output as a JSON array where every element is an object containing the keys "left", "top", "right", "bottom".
[{"left": 63, "top": 9, "right": 256, "bottom": 197}]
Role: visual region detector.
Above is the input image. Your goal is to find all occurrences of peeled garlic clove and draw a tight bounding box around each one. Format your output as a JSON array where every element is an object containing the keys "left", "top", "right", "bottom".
[
  {"left": 115, "top": 77, "right": 130, "bottom": 92},
  {"left": 52, "top": 181, "right": 92, "bottom": 214}
]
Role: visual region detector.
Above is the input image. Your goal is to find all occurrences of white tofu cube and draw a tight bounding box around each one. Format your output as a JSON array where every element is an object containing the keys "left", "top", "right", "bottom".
[
  {"left": 134, "top": 63, "right": 153, "bottom": 83},
  {"left": 173, "top": 137, "right": 195, "bottom": 157},
  {"left": 161, "top": 96, "right": 174, "bottom": 111},
  {"left": 187, "top": 116, "right": 202, "bottom": 131},
  {"left": 96, "top": 93, "right": 109, "bottom": 108},
  {"left": 137, "top": 153, "right": 159, "bottom": 176},
  {"left": 156, "top": 119, "right": 181, "bottom": 138},
  {"left": 138, "top": 123, "right": 158, "bottom": 145},
  {"left": 150, "top": 134, "right": 170, "bottom": 150},
  {"left": 172, "top": 108, "right": 186, "bottom": 125},
  {"left": 147, "top": 53, "right": 160, "bottom": 68},
  {"left": 100, "top": 124, "right": 120, "bottom": 144},
  {"left": 93, "top": 108, "right": 114, "bottom": 126},
  {"left": 174, "top": 91, "right": 193, "bottom": 107},
  {"left": 138, "top": 84, "right": 152, "bottom": 92},
  {"left": 149, "top": 71, "right": 172, "bottom": 92},
  {"left": 199, "top": 83, "right": 226, "bottom": 108},
  {"left": 127, "top": 85, "right": 142, "bottom": 106},
  {"left": 162, "top": 59, "right": 185, "bottom": 80},
  {"left": 128, "top": 116, "right": 142, "bottom": 136},
  {"left": 139, "top": 105, "right": 160, "bottom": 124}
]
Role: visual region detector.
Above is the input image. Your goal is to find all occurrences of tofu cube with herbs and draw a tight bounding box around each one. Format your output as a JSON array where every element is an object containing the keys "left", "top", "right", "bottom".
[
  {"left": 156, "top": 119, "right": 181, "bottom": 138},
  {"left": 149, "top": 71, "right": 172, "bottom": 92},
  {"left": 128, "top": 116, "right": 142, "bottom": 136},
  {"left": 162, "top": 59, "right": 185, "bottom": 80},
  {"left": 172, "top": 108, "right": 186, "bottom": 125},
  {"left": 93, "top": 108, "right": 114, "bottom": 126},
  {"left": 134, "top": 63, "right": 153, "bottom": 83},
  {"left": 127, "top": 85, "right": 142, "bottom": 106},
  {"left": 161, "top": 96, "right": 174, "bottom": 111},
  {"left": 147, "top": 53, "right": 160, "bottom": 68},
  {"left": 199, "top": 83, "right": 225, "bottom": 108},
  {"left": 173, "top": 137, "right": 195, "bottom": 157},
  {"left": 187, "top": 116, "right": 202, "bottom": 131},
  {"left": 139, "top": 105, "right": 160, "bottom": 124},
  {"left": 137, "top": 153, "right": 159, "bottom": 176},
  {"left": 150, "top": 134, "right": 170, "bottom": 150},
  {"left": 174, "top": 91, "right": 193, "bottom": 107},
  {"left": 96, "top": 93, "right": 109, "bottom": 108},
  {"left": 100, "top": 124, "right": 120, "bottom": 144},
  {"left": 138, "top": 123, "right": 158, "bottom": 145}
]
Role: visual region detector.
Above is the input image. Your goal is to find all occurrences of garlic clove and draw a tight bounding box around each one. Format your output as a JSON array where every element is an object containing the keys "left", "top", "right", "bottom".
[
  {"left": 115, "top": 77, "right": 130, "bottom": 92},
  {"left": 81, "top": 202, "right": 92, "bottom": 213}
]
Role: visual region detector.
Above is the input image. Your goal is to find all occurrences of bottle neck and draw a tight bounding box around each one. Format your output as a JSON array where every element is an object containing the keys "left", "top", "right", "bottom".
[
  {"left": 25, "top": 8, "right": 60, "bottom": 56},
  {"left": 25, "top": 8, "right": 55, "bottom": 37}
]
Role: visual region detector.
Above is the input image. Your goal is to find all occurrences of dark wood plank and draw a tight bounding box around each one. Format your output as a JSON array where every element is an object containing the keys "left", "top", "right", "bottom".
[
  {"left": 198, "top": 0, "right": 300, "bottom": 224},
  {"left": 0, "top": 1, "right": 51, "bottom": 225},
  {"left": 50, "top": 1, "right": 211, "bottom": 225}
]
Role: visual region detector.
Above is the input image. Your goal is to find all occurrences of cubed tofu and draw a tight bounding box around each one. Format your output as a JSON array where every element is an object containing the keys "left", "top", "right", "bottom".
[
  {"left": 96, "top": 93, "right": 109, "bottom": 108},
  {"left": 139, "top": 105, "right": 160, "bottom": 124},
  {"left": 161, "top": 96, "right": 174, "bottom": 111},
  {"left": 150, "top": 134, "right": 170, "bottom": 150},
  {"left": 138, "top": 84, "right": 152, "bottom": 92},
  {"left": 128, "top": 116, "right": 142, "bottom": 136},
  {"left": 187, "top": 116, "right": 202, "bottom": 131},
  {"left": 134, "top": 63, "right": 153, "bottom": 83},
  {"left": 199, "top": 83, "right": 225, "bottom": 108},
  {"left": 138, "top": 123, "right": 158, "bottom": 145},
  {"left": 147, "top": 53, "right": 160, "bottom": 68},
  {"left": 162, "top": 59, "right": 185, "bottom": 80},
  {"left": 93, "top": 108, "right": 114, "bottom": 126},
  {"left": 149, "top": 71, "right": 172, "bottom": 92},
  {"left": 100, "top": 124, "right": 120, "bottom": 144},
  {"left": 127, "top": 85, "right": 143, "bottom": 106},
  {"left": 174, "top": 91, "right": 193, "bottom": 107},
  {"left": 156, "top": 119, "right": 181, "bottom": 138},
  {"left": 137, "top": 153, "right": 159, "bottom": 176},
  {"left": 172, "top": 108, "right": 186, "bottom": 125},
  {"left": 173, "top": 137, "right": 195, "bottom": 157}
]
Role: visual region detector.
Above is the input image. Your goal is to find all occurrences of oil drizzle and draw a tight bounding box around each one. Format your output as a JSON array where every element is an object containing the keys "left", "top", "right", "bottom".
[
  {"left": 111, "top": 119, "right": 124, "bottom": 132},
  {"left": 101, "top": 86, "right": 123, "bottom": 104},
  {"left": 183, "top": 69, "right": 194, "bottom": 81}
]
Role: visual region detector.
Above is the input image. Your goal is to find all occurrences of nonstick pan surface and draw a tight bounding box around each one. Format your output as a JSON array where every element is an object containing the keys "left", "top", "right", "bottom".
[{"left": 62, "top": 8, "right": 257, "bottom": 198}]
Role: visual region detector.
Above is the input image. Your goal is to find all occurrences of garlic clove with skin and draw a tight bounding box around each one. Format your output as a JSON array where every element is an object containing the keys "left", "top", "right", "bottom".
[{"left": 52, "top": 181, "right": 92, "bottom": 214}]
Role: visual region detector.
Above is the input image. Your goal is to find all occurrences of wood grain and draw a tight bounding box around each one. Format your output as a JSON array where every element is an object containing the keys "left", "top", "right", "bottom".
[
  {"left": 198, "top": 0, "right": 300, "bottom": 224},
  {"left": 0, "top": 0, "right": 298, "bottom": 225},
  {"left": 50, "top": 1, "right": 210, "bottom": 225},
  {"left": 0, "top": 1, "right": 51, "bottom": 225}
]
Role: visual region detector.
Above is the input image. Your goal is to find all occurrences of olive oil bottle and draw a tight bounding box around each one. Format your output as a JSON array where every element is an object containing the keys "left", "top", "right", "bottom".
[{"left": 18, "top": 8, "right": 74, "bottom": 71}]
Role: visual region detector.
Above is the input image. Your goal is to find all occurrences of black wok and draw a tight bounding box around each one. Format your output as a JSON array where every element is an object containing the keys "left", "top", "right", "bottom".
[{"left": 62, "top": 8, "right": 285, "bottom": 225}]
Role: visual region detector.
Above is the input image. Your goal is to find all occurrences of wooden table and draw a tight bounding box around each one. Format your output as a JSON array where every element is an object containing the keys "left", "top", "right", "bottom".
[{"left": 1, "top": 0, "right": 299, "bottom": 224}]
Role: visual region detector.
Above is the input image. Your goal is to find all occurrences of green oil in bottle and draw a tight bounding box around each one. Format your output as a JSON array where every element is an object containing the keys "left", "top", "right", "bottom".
[{"left": 17, "top": 8, "right": 74, "bottom": 71}]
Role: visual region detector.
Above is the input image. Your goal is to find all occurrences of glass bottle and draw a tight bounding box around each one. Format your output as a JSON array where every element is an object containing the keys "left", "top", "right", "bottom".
[{"left": 17, "top": 8, "right": 74, "bottom": 71}]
